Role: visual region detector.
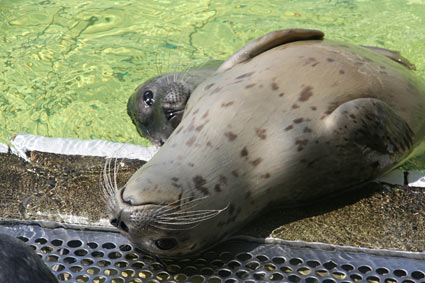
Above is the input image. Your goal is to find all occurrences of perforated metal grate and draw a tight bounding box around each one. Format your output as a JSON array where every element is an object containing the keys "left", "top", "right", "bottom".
[{"left": 1, "top": 223, "right": 424, "bottom": 283}]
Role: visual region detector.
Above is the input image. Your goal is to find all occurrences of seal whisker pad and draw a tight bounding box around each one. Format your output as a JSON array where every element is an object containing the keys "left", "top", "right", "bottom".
[{"left": 114, "top": 28, "right": 425, "bottom": 257}]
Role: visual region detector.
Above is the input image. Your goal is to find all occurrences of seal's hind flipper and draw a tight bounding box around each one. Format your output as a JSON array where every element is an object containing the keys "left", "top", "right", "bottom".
[
  {"left": 217, "top": 29, "right": 324, "bottom": 72},
  {"left": 361, "top": 45, "right": 416, "bottom": 70},
  {"left": 325, "top": 98, "right": 415, "bottom": 168}
]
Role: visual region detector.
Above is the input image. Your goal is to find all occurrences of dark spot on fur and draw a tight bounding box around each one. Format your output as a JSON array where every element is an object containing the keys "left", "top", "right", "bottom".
[
  {"left": 219, "top": 175, "right": 227, "bottom": 185},
  {"left": 255, "top": 128, "right": 267, "bottom": 140},
  {"left": 303, "top": 127, "right": 312, "bottom": 133},
  {"left": 294, "top": 118, "right": 304, "bottom": 123},
  {"left": 285, "top": 125, "right": 293, "bottom": 131},
  {"left": 312, "top": 62, "right": 319, "bottom": 67},
  {"left": 205, "top": 83, "right": 214, "bottom": 90},
  {"left": 295, "top": 138, "right": 309, "bottom": 152},
  {"left": 271, "top": 82, "right": 279, "bottom": 90},
  {"left": 221, "top": 101, "right": 235, "bottom": 107},
  {"left": 172, "top": 183, "right": 181, "bottom": 188},
  {"left": 245, "top": 83, "right": 256, "bottom": 89},
  {"left": 292, "top": 104, "right": 300, "bottom": 109},
  {"left": 195, "top": 124, "right": 204, "bottom": 131},
  {"left": 304, "top": 57, "right": 317, "bottom": 66},
  {"left": 192, "top": 109, "right": 199, "bottom": 115},
  {"left": 232, "top": 170, "right": 239, "bottom": 177},
  {"left": 224, "top": 131, "right": 237, "bottom": 141},
  {"left": 212, "top": 87, "right": 223, "bottom": 94},
  {"left": 241, "top": 147, "right": 248, "bottom": 157},
  {"left": 206, "top": 141, "right": 213, "bottom": 147},
  {"left": 236, "top": 72, "right": 254, "bottom": 80},
  {"left": 327, "top": 57, "right": 335, "bottom": 62},
  {"left": 311, "top": 106, "right": 317, "bottom": 111},
  {"left": 192, "top": 175, "right": 209, "bottom": 196},
  {"left": 188, "top": 163, "right": 194, "bottom": 167},
  {"left": 171, "top": 177, "right": 179, "bottom": 182},
  {"left": 186, "top": 136, "right": 196, "bottom": 146},
  {"left": 202, "top": 110, "right": 209, "bottom": 119},
  {"left": 279, "top": 92, "right": 285, "bottom": 97},
  {"left": 215, "top": 184, "right": 222, "bottom": 192},
  {"left": 299, "top": 86, "right": 313, "bottom": 102},
  {"left": 251, "top": 157, "right": 263, "bottom": 167},
  {"left": 349, "top": 114, "right": 356, "bottom": 119},
  {"left": 339, "top": 69, "right": 345, "bottom": 75},
  {"left": 186, "top": 117, "right": 196, "bottom": 132},
  {"left": 261, "top": 173, "right": 270, "bottom": 179}
]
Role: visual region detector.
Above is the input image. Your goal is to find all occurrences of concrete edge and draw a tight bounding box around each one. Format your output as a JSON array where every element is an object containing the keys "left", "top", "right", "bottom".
[{"left": 1, "top": 133, "right": 424, "bottom": 187}]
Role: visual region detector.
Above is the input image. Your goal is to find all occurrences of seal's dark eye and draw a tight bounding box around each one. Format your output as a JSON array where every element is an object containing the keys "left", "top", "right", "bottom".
[
  {"left": 155, "top": 238, "right": 177, "bottom": 250},
  {"left": 143, "top": 90, "right": 154, "bottom": 106}
]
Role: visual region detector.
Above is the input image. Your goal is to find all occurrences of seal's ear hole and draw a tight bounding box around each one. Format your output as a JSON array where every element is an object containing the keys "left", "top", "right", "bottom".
[
  {"left": 143, "top": 90, "right": 155, "bottom": 106},
  {"left": 155, "top": 238, "right": 177, "bottom": 250}
]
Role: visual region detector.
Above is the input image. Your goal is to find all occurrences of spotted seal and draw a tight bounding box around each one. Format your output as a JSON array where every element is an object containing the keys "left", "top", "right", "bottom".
[
  {"left": 0, "top": 233, "right": 58, "bottom": 282},
  {"left": 107, "top": 29, "right": 425, "bottom": 257},
  {"left": 127, "top": 61, "right": 222, "bottom": 145}
]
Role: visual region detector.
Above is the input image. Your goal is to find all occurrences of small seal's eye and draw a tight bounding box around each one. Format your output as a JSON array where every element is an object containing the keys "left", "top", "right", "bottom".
[
  {"left": 155, "top": 238, "right": 177, "bottom": 250},
  {"left": 143, "top": 90, "right": 154, "bottom": 106}
]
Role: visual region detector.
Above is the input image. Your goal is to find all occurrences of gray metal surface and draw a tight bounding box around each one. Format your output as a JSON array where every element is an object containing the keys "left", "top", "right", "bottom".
[{"left": 1, "top": 223, "right": 424, "bottom": 283}]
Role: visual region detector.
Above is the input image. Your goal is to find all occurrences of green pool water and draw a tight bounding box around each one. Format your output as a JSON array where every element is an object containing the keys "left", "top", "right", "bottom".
[{"left": 1, "top": 0, "right": 425, "bottom": 154}]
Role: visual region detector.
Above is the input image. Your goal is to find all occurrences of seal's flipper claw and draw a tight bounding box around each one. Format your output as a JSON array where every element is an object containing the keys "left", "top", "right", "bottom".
[
  {"left": 326, "top": 98, "right": 415, "bottom": 164},
  {"left": 361, "top": 46, "right": 416, "bottom": 70},
  {"left": 217, "top": 28, "right": 325, "bottom": 73}
]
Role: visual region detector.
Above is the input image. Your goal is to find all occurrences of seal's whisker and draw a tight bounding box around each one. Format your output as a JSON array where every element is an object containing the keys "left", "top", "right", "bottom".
[
  {"left": 148, "top": 223, "right": 200, "bottom": 231},
  {"left": 156, "top": 204, "right": 229, "bottom": 226},
  {"left": 155, "top": 195, "right": 209, "bottom": 214},
  {"left": 113, "top": 157, "right": 120, "bottom": 193},
  {"left": 160, "top": 205, "right": 228, "bottom": 220},
  {"left": 155, "top": 195, "right": 208, "bottom": 211},
  {"left": 100, "top": 157, "right": 118, "bottom": 212}
]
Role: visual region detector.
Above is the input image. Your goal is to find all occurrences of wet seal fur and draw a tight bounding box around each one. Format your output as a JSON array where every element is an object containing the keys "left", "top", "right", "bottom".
[
  {"left": 127, "top": 61, "right": 222, "bottom": 145},
  {"left": 107, "top": 29, "right": 425, "bottom": 257}
]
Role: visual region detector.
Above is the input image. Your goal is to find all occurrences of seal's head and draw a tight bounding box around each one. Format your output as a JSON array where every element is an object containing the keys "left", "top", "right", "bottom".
[
  {"left": 127, "top": 74, "right": 190, "bottom": 146},
  {"left": 127, "top": 61, "right": 221, "bottom": 145},
  {"left": 102, "top": 158, "right": 230, "bottom": 257}
]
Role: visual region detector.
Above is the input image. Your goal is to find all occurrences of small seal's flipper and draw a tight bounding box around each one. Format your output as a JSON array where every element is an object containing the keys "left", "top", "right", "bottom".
[
  {"left": 361, "top": 46, "right": 416, "bottom": 70},
  {"left": 217, "top": 29, "right": 325, "bottom": 72},
  {"left": 325, "top": 98, "right": 415, "bottom": 166}
]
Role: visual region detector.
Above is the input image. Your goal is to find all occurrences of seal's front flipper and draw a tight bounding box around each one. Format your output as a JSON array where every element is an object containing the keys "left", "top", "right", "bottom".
[
  {"left": 325, "top": 98, "right": 415, "bottom": 168},
  {"left": 217, "top": 29, "right": 324, "bottom": 72},
  {"left": 361, "top": 45, "right": 416, "bottom": 70}
]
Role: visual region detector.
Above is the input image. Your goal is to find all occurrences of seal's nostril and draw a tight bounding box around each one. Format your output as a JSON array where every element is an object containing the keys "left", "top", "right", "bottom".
[
  {"left": 110, "top": 218, "right": 118, "bottom": 227},
  {"left": 110, "top": 217, "right": 129, "bottom": 233},
  {"left": 120, "top": 222, "right": 129, "bottom": 233}
]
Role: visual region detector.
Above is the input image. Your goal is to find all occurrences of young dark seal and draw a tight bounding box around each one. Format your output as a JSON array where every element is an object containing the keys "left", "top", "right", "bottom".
[
  {"left": 0, "top": 233, "right": 58, "bottom": 283},
  {"left": 127, "top": 61, "right": 222, "bottom": 145}
]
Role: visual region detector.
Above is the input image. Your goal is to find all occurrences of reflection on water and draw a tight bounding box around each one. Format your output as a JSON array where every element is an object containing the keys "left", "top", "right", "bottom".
[{"left": 1, "top": 1, "right": 424, "bottom": 155}]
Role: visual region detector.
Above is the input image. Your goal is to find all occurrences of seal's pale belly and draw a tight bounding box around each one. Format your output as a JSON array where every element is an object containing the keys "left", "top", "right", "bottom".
[{"left": 108, "top": 29, "right": 425, "bottom": 257}]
